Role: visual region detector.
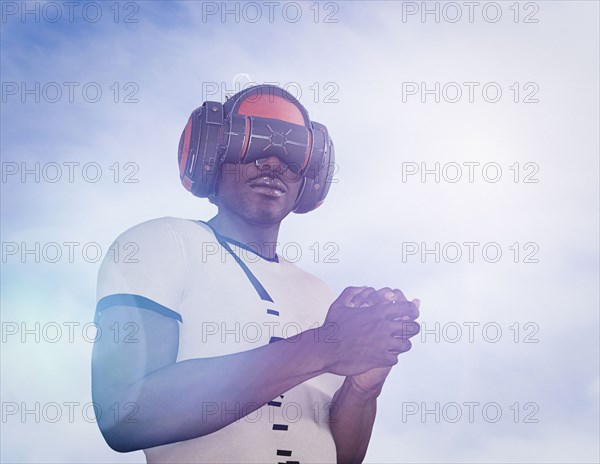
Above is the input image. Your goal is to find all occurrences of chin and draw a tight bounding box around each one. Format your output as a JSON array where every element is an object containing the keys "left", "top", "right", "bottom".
[
  {"left": 220, "top": 192, "right": 295, "bottom": 224},
  {"left": 248, "top": 207, "right": 290, "bottom": 224}
]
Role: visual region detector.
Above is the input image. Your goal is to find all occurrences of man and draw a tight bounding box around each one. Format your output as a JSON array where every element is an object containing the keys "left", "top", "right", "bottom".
[{"left": 92, "top": 85, "right": 420, "bottom": 463}]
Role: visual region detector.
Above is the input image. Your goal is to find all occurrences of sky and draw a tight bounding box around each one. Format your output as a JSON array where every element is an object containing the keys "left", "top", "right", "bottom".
[{"left": 1, "top": 1, "right": 599, "bottom": 463}]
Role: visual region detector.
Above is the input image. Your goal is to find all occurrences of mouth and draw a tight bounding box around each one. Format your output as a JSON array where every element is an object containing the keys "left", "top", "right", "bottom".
[{"left": 249, "top": 176, "right": 288, "bottom": 198}]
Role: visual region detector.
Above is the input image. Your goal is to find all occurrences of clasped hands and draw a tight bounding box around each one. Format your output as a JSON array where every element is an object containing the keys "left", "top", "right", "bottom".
[{"left": 323, "top": 286, "right": 421, "bottom": 399}]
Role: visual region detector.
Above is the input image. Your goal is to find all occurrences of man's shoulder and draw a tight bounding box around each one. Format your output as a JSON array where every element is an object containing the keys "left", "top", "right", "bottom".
[
  {"left": 101, "top": 217, "right": 215, "bottom": 272},
  {"left": 114, "top": 216, "right": 213, "bottom": 242}
]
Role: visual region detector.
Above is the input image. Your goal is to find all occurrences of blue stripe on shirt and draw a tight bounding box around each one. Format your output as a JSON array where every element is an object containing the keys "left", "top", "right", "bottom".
[{"left": 95, "top": 294, "right": 183, "bottom": 323}]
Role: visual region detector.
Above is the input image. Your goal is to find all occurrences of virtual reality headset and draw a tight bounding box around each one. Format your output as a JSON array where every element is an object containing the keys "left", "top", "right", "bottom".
[{"left": 178, "top": 84, "right": 336, "bottom": 214}]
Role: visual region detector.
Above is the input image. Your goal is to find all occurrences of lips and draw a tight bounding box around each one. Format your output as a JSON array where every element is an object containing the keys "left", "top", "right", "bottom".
[{"left": 249, "top": 176, "right": 288, "bottom": 197}]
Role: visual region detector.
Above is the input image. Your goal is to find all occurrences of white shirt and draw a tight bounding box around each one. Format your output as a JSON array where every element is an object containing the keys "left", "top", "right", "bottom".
[{"left": 96, "top": 217, "right": 344, "bottom": 463}]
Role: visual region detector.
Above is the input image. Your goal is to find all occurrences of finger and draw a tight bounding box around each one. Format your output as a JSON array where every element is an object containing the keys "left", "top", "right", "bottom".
[
  {"left": 359, "top": 287, "right": 393, "bottom": 307},
  {"left": 347, "top": 287, "right": 376, "bottom": 308},
  {"left": 383, "top": 301, "right": 420, "bottom": 320},
  {"left": 335, "top": 286, "right": 370, "bottom": 306},
  {"left": 388, "top": 338, "right": 412, "bottom": 354},
  {"left": 390, "top": 288, "right": 407, "bottom": 303},
  {"left": 382, "top": 352, "right": 400, "bottom": 367},
  {"left": 391, "top": 321, "right": 420, "bottom": 338},
  {"left": 400, "top": 299, "right": 421, "bottom": 322},
  {"left": 370, "top": 288, "right": 408, "bottom": 305},
  {"left": 359, "top": 287, "right": 408, "bottom": 307}
]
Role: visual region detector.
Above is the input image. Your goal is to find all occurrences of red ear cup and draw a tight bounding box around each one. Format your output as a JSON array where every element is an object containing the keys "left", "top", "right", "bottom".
[
  {"left": 177, "top": 85, "right": 336, "bottom": 214},
  {"left": 178, "top": 115, "right": 194, "bottom": 191},
  {"left": 178, "top": 102, "right": 224, "bottom": 198},
  {"left": 292, "top": 123, "right": 336, "bottom": 214}
]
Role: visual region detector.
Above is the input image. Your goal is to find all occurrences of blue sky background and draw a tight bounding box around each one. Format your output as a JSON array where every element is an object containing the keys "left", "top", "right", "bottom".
[{"left": 1, "top": 1, "right": 599, "bottom": 462}]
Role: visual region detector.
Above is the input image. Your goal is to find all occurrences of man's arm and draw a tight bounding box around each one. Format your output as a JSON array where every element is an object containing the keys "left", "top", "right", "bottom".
[
  {"left": 329, "top": 377, "right": 378, "bottom": 464},
  {"left": 92, "top": 305, "right": 329, "bottom": 452},
  {"left": 92, "top": 287, "right": 419, "bottom": 454}
]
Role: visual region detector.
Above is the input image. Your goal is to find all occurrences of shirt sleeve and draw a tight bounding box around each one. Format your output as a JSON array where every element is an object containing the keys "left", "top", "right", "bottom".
[{"left": 95, "top": 217, "right": 188, "bottom": 323}]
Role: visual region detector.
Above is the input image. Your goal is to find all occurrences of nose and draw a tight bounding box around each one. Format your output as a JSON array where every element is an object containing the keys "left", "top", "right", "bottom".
[{"left": 255, "top": 156, "right": 287, "bottom": 173}]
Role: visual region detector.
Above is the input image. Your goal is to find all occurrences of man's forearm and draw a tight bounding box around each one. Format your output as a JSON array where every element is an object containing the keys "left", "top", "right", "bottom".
[
  {"left": 329, "top": 377, "right": 378, "bottom": 464},
  {"left": 98, "top": 329, "right": 328, "bottom": 452}
]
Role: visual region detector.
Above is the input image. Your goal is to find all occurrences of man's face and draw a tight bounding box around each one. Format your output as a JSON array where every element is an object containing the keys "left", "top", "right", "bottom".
[{"left": 214, "top": 156, "right": 304, "bottom": 224}]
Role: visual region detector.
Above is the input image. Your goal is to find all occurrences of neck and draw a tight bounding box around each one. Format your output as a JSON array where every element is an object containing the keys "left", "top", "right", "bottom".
[{"left": 207, "top": 211, "right": 281, "bottom": 260}]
